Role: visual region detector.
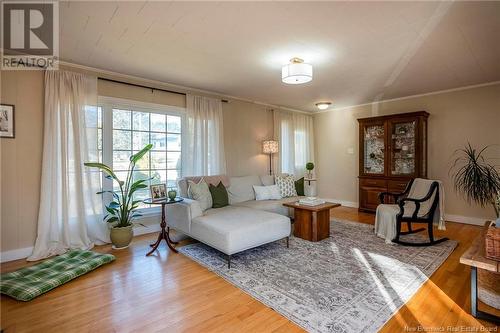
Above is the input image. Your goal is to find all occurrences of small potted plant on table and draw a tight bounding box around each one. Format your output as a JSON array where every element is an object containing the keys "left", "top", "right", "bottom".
[
  {"left": 306, "top": 162, "right": 315, "bottom": 179},
  {"left": 85, "top": 144, "right": 153, "bottom": 249}
]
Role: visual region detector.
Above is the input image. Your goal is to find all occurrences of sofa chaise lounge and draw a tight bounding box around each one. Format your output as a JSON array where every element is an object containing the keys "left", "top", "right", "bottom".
[{"left": 167, "top": 175, "right": 304, "bottom": 267}]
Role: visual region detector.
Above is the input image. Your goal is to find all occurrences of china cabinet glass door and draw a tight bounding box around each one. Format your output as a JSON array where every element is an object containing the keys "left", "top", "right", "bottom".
[
  {"left": 363, "top": 123, "right": 385, "bottom": 175},
  {"left": 389, "top": 120, "right": 417, "bottom": 176}
]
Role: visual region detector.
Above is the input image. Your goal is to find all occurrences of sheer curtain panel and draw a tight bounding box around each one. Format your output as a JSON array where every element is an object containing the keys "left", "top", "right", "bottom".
[
  {"left": 183, "top": 94, "right": 226, "bottom": 176},
  {"left": 29, "top": 70, "right": 108, "bottom": 261},
  {"left": 274, "top": 110, "right": 315, "bottom": 177}
]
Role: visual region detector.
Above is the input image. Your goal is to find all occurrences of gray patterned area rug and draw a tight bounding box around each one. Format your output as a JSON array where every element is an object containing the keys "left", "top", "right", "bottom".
[{"left": 178, "top": 219, "right": 457, "bottom": 333}]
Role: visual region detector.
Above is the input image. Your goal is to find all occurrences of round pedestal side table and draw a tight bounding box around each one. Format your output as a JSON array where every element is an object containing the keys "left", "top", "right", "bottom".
[{"left": 143, "top": 197, "right": 183, "bottom": 256}]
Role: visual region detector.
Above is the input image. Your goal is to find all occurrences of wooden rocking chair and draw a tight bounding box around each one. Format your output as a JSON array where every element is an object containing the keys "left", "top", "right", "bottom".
[{"left": 379, "top": 179, "right": 449, "bottom": 246}]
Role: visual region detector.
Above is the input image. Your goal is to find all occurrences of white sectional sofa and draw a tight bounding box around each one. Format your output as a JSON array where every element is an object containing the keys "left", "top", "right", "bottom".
[{"left": 167, "top": 175, "right": 304, "bottom": 268}]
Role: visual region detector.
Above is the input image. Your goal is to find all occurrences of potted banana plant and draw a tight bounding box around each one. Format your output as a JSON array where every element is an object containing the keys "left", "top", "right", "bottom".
[{"left": 85, "top": 144, "right": 153, "bottom": 249}]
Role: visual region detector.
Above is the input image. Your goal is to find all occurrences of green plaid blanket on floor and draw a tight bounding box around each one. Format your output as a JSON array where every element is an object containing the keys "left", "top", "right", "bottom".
[{"left": 1, "top": 250, "right": 115, "bottom": 301}]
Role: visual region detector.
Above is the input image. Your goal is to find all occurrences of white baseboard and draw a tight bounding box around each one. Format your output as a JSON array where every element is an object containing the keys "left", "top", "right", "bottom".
[
  {"left": 1, "top": 247, "right": 34, "bottom": 263},
  {"left": 0, "top": 224, "right": 162, "bottom": 263},
  {"left": 322, "top": 198, "right": 359, "bottom": 208},
  {"left": 133, "top": 223, "right": 161, "bottom": 236},
  {"left": 322, "top": 198, "right": 490, "bottom": 226},
  {"left": 444, "top": 214, "right": 489, "bottom": 226},
  {"left": 1, "top": 211, "right": 488, "bottom": 263}
]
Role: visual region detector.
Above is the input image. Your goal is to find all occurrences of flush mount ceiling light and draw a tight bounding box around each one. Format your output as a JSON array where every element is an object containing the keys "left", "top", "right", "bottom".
[
  {"left": 282, "top": 57, "right": 313, "bottom": 84},
  {"left": 315, "top": 102, "right": 332, "bottom": 110}
]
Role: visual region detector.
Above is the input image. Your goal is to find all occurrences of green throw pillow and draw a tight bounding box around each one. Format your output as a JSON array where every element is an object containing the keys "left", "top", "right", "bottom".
[
  {"left": 209, "top": 181, "right": 229, "bottom": 208},
  {"left": 295, "top": 177, "right": 305, "bottom": 196}
]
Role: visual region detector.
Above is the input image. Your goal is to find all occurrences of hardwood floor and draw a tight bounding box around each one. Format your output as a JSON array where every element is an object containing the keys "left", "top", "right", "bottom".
[{"left": 1, "top": 207, "right": 498, "bottom": 332}]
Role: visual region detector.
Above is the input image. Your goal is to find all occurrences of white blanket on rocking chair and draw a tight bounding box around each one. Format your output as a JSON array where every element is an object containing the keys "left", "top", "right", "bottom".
[{"left": 375, "top": 178, "right": 446, "bottom": 244}]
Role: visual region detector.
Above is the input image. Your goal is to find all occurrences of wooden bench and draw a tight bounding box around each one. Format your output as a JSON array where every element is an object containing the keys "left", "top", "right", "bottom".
[{"left": 460, "top": 222, "right": 499, "bottom": 323}]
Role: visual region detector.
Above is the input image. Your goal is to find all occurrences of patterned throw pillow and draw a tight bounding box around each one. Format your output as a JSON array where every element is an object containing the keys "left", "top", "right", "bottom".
[
  {"left": 188, "top": 179, "right": 213, "bottom": 211},
  {"left": 253, "top": 185, "right": 282, "bottom": 200},
  {"left": 275, "top": 174, "right": 298, "bottom": 198}
]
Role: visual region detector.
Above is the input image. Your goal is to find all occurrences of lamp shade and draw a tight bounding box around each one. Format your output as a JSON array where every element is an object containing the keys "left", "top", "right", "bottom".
[
  {"left": 282, "top": 58, "right": 313, "bottom": 84},
  {"left": 263, "top": 140, "right": 279, "bottom": 154}
]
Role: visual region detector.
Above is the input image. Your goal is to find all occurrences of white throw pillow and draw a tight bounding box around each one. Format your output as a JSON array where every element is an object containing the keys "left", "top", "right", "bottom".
[
  {"left": 275, "top": 174, "right": 297, "bottom": 198},
  {"left": 188, "top": 179, "right": 212, "bottom": 211},
  {"left": 253, "top": 185, "right": 282, "bottom": 200}
]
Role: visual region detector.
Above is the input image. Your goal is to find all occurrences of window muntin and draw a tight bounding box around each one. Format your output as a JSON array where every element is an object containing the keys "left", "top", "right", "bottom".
[{"left": 96, "top": 98, "right": 184, "bottom": 213}]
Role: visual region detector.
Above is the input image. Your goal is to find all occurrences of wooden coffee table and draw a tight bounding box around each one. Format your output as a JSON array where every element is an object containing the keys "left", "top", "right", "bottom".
[{"left": 283, "top": 201, "right": 341, "bottom": 242}]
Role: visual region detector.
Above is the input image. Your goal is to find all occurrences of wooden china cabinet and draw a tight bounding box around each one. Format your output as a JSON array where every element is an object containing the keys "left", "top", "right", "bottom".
[{"left": 357, "top": 111, "right": 429, "bottom": 212}]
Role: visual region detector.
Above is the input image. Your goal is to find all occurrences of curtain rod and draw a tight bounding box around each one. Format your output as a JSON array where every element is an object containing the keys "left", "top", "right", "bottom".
[{"left": 98, "top": 77, "right": 229, "bottom": 103}]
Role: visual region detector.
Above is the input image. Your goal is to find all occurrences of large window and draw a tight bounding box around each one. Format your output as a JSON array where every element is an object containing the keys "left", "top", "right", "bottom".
[
  {"left": 93, "top": 97, "right": 184, "bottom": 211},
  {"left": 275, "top": 110, "right": 314, "bottom": 176}
]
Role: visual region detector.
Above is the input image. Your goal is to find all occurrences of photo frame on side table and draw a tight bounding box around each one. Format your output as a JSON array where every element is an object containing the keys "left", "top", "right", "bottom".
[
  {"left": 150, "top": 183, "right": 167, "bottom": 201},
  {"left": 0, "top": 104, "right": 15, "bottom": 138}
]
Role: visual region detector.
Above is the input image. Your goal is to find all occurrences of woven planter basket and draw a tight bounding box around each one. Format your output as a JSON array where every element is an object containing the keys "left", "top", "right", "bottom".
[{"left": 485, "top": 221, "right": 500, "bottom": 261}]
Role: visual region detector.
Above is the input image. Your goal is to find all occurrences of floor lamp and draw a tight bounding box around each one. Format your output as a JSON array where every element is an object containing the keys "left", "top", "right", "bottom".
[{"left": 263, "top": 140, "right": 279, "bottom": 175}]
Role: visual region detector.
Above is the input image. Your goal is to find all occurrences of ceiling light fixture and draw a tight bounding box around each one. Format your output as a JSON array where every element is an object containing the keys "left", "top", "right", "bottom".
[
  {"left": 282, "top": 57, "right": 313, "bottom": 84},
  {"left": 315, "top": 102, "right": 332, "bottom": 110}
]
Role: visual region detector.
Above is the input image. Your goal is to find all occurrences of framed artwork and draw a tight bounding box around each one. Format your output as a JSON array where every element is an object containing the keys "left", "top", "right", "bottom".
[
  {"left": 0, "top": 104, "right": 15, "bottom": 138},
  {"left": 150, "top": 183, "right": 167, "bottom": 201}
]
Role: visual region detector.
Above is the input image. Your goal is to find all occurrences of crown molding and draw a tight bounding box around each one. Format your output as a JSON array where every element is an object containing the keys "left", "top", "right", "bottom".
[
  {"left": 315, "top": 81, "right": 500, "bottom": 114},
  {"left": 57, "top": 60, "right": 310, "bottom": 114},
  {"left": 58, "top": 61, "right": 498, "bottom": 116}
]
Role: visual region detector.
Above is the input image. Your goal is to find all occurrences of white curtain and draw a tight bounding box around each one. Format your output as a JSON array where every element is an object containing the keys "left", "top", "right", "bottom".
[
  {"left": 28, "top": 70, "right": 108, "bottom": 261},
  {"left": 183, "top": 94, "right": 226, "bottom": 176},
  {"left": 274, "top": 110, "right": 315, "bottom": 178}
]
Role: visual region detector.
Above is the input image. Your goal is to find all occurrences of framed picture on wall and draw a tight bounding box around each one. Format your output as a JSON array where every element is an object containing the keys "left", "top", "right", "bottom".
[{"left": 0, "top": 104, "right": 15, "bottom": 138}]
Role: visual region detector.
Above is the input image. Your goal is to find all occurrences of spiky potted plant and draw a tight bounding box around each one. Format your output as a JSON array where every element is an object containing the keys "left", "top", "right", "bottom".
[
  {"left": 85, "top": 144, "right": 153, "bottom": 249},
  {"left": 450, "top": 143, "right": 500, "bottom": 218}
]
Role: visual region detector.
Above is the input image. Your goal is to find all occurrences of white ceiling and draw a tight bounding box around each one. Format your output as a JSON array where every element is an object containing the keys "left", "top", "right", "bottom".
[{"left": 60, "top": 1, "right": 500, "bottom": 112}]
